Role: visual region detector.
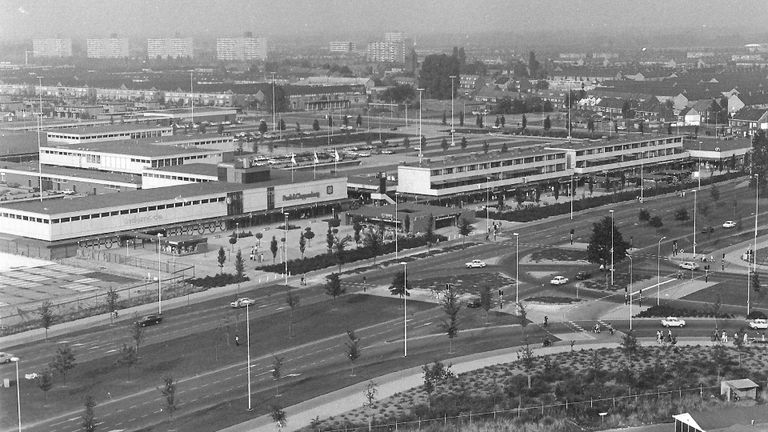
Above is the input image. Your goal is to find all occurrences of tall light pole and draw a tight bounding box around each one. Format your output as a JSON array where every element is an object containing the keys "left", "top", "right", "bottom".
[
  {"left": 640, "top": 147, "right": 644, "bottom": 203},
  {"left": 628, "top": 254, "right": 633, "bottom": 330},
  {"left": 399, "top": 261, "right": 408, "bottom": 357},
  {"left": 657, "top": 236, "right": 666, "bottom": 306},
  {"left": 692, "top": 189, "right": 697, "bottom": 258},
  {"left": 697, "top": 141, "right": 702, "bottom": 191},
  {"left": 449, "top": 75, "right": 456, "bottom": 147},
  {"left": 284, "top": 212, "right": 289, "bottom": 286},
  {"left": 246, "top": 303, "right": 252, "bottom": 410},
  {"left": 486, "top": 176, "right": 491, "bottom": 237},
  {"left": 394, "top": 192, "right": 399, "bottom": 260},
  {"left": 12, "top": 356, "right": 21, "bottom": 431},
  {"left": 514, "top": 233, "right": 520, "bottom": 306},
  {"left": 570, "top": 172, "right": 574, "bottom": 220},
  {"left": 417, "top": 88, "right": 425, "bottom": 165},
  {"left": 610, "top": 209, "right": 615, "bottom": 286},
  {"left": 271, "top": 72, "right": 277, "bottom": 132},
  {"left": 157, "top": 233, "right": 163, "bottom": 314},
  {"left": 749, "top": 173, "right": 759, "bottom": 315},
  {"left": 37, "top": 76, "right": 44, "bottom": 203}
]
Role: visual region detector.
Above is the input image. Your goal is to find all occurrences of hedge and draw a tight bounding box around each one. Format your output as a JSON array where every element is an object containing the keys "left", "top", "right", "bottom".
[
  {"left": 258, "top": 234, "right": 448, "bottom": 275},
  {"left": 636, "top": 304, "right": 733, "bottom": 319},
  {"left": 189, "top": 273, "right": 249, "bottom": 288},
  {"left": 484, "top": 171, "right": 745, "bottom": 223}
]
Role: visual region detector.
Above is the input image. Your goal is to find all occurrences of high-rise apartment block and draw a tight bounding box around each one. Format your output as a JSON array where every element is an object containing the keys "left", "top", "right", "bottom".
[
  {"left": 329, "top": 41, "right": 356, "bottom": 53},
  {"left": 216, "top": 33, "right": 268, "bottom": 61},
  {"left": 147, "top": 37, "right": 194, "bottom": 59},
  {"left": 366, "top": 32, "right": 413, "bottom": 64},
  {"left": 87, "top": 35, "right": 129, "bottom": 59},
  {"left": 32, "top": 38, "right": 72, "bottom": 58}
]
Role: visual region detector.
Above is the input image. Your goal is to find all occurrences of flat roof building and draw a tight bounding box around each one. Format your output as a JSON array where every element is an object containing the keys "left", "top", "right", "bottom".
[
  {"left": 217, "top": 34, "right": 268, "bottom": 61},
  {"left": 33, "top": 38, "right": 72, "bottom": 58},
  {"left": 147, "top": 37, "right": 193, "bottom": 59},
  {"left": 46, "top": 124, "right": 173, "bottom": 144},
  {"left": 87, "top": 37, "right": 129, "bottom": 59}
]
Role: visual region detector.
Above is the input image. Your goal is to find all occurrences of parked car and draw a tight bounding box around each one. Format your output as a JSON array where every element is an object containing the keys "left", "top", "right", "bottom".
[
  {"left": 465, "top": 259, "right": 487, "bottom": 269},
  {"left": 722, "top": 220, "right": 737, "bottom": 229},
  {"left": 466, "top": 296, "right": 482, "bottom": 308},
  {"left": 380, "top": 149, "right": 395, "bottom": 154},
  {"left": 679, "top": 261, "right": 699, "bottom": 271},
  {"left": 661, "top": 317, "right": 686, "bottom": 327},
  {"left": 550, "top": 276, "right": 569, "bottom": 285},
  {"left": 136, "top": 314, "right": 163, "bottom": 327},
  {"left": 748, "top": 318, "right": 768, "bottom": 330},
  {"left": 575, "top": 271, "right": 592, "bottom": 280},
  {"left": 0, "top": 352, "right": 14, "bottom": 364},
  {"left": 230, "top": 298, "right": 256, "bottom": 308}
]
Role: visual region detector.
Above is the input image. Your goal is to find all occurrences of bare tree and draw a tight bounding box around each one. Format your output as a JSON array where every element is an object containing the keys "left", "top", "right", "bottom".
[
  {"left": 345, "top": 330, "right": 361, "bottom": 376},
  {"left": 440, "top": 284, "right": 461, "bottom": 353},
  {"left": 270, "top": 404, "right": 287, "bottom": 430},
  {"left": 39, "top": 300, "right": 55, "bottom": 340},
  {"left": 286, "top": 290, "right": 300, "bottom": 338},
  {"left": 272, "top": 355, "right": 284, "bottom": 397},
  {"left": 50, "top": 343, "right": 76, "bottom": 381},
  {"left": 159, "top": 376, "right": 178, "bottom": 421},
  {"left": 81, "top": 395, "right": 97, "bottom": 432}
]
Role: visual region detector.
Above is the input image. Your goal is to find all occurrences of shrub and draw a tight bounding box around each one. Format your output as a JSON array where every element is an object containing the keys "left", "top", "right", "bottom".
[
  {"left": 638, "top": 208, "right": 650, "bottom": 222},
  {"left": 637, "top": 304, "right": 732, "bottom": 319},
  {"left": 649, "top": 215, "right": 663, "bottom": 227},
  {"left": 189, "top": 273, "right": 249, "bottom": 288},
  {"left": 747, "top": 310, "right": 767, "bottom": 319}
]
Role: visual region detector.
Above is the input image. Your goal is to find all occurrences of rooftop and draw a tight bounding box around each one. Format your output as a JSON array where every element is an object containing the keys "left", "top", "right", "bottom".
[
  {"left": 149, "top": 163, "right": 218, "bottom": 176},
  {"left": 46, "top": 124, "right": 172, "bottom": 136},
  {"left": 43, "top": 141, "right": 213, "bottom": 157},
  {"left": 1, "top": 161, "right": 141, "bottom": 184},
  {"left": 548, "top": 134, "right": 685, "bottom": 151}
]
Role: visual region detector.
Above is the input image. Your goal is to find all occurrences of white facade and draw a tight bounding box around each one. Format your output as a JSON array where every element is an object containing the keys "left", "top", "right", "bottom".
[
  {"left": 216, "top": 36, "right": 268, "bottom": 61},
  {"left": 329, "top": 41, "right": 356, "bottom": 52},
  {"left": 87, "top": 38, "right": 129, "bottom": 59},
  {"left": 46, "top": 125, "right": 173, "bottom": 144},
  {"left": 33, "top": 39, "right": 72, "bottom": 58},
  {"left": 367, "top": 32, "right": 413, "bottom": 64},
  {"left": 147, "top": 38, "right": 193, "bottom": 59}
]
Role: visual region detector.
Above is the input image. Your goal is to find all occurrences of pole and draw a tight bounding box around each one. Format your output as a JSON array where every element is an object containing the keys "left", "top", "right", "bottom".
[
  {"left": 698, "top": 141, "right": 702, "bottom": 191},
  {"left": 190, "top": 71, "right": 194, "bottom": 126},
  {"left": 486, "top": 177, "right": 490, "bottom": 237},
  {"left": 610, "top": 210, "right": 615, "bottom": 286},
  {"left": 246, "top": 303, "right": 252, "bottom": 410},
  {"left": 271, "top": 72, "right": 276, "bottom": 132},
  {"left": 570, "top": 173, "right": 574, "bottom": 220},
  {"left": 693, "top": 189, "right": 697, "bottom": 258},
  {"left": 13, "top": 357, "right": 21, "bottom": 432},
  {"left": 657, "top": 236, "right": 666, "bottom": 306},
  {"left": 284, "top": 213, "right": 289, "bottom": 286},
  {"left": 750, "top": 174, "right": 759, "bottom": 314},
  {"left": 628, "top": 254, "right": 633, "bottom": 330},
  {"left": 395, "top": 193, "right": 399, "bottom": 260},
  {"left": 157, "top": 233, "right": 163, "bottom": 314},
  {"left": 400, "top": 261, "right": 408, "bottom": 357},
  {"left": 417, "top": 88, "right": 424, "bottom": 166},
  {"left": 450, "top": 75, "right": 456, "bottom": 146},
  {"left": 37, "top": 77, "right": 43, "bottom": 202},
  {"left": 640, "top": 149, "right": 644, "bottom": 203},
  {"left": 514, "top": 233, "right": 520, "bottom": 306}
]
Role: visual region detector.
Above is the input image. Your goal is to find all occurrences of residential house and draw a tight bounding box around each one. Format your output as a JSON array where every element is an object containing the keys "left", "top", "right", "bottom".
[
  {"left": 459, "top": 75, "right": 482, "bottom": 94},
  {"left": 729, "top": 108, "right": 768, "bottom": 136},
  {"left": 727, "top": 92, "right": 768, "bottom": 115},
  {"left": 677, "top": 107, "right": 701, "bottom": 126},
  {"left": 595, "top": 97, "right": 625, "bottom": 117}
]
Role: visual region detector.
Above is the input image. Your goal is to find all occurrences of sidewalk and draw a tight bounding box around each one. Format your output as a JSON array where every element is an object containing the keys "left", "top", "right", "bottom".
[{"left": 220, "top": 338, "right": 714, "bottom": 432}]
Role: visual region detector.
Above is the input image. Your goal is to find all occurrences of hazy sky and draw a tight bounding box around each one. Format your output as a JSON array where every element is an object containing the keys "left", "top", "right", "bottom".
[{"left": 1, "top": 0, "right": 765, "bottom": 42}]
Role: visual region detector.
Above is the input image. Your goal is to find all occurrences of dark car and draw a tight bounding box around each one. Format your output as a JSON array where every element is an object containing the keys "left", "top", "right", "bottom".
[
  {"left": 466, "top": 296, "right": 482, "bottom": 308},
  {"left": 575, "top": 271, "right": 592, "bottom": 280},
  {"left": 136, "top": 314, "right": 163, "bottom": 327}
]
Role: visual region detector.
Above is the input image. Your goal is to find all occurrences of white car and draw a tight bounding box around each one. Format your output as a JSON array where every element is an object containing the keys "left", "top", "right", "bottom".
[
  {"left": 748, "top": 319, "right": 768, "bottom": 330},
  {"left": 465, "top": 259, "right": 487, "bottom": 268},
  {"left": 661, "top": 317, "right": 686, "bottom": 327},
  {"left": 230, "top": 298, "right": 256, "bottom": 308},
  {"left": 679, "top": 261, "right": 699, "bottom": 271},
  {"left": 550, "top": 276, "right": 569, "bottom": 285},
  {"left": 0, "top": 352, "right": 14, "bottom": 364},
  {"left": 722, "top": 220, "right": 736, "bottom": 229}
]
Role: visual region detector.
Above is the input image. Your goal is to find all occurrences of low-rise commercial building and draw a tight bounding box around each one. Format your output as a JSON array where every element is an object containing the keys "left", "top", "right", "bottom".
[{"left": 46, "top": 124, "right": 173, "bottom": 144}]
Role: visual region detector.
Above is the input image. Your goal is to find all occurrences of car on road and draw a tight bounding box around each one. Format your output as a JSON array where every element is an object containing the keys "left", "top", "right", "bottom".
[
  {"left": 136, "top": 314, "right": 163, "bottom": 327},
  {"left": 0, "top": 352, "right": 14, "bottom": 364},
  {"left": 466, "top": 296, "right": 482, "bottom": 308},
  {"left": 748, "top": 318, "right": 768, "bottom": 330},
  {"left": 25, "top": 372, "right": 39, "bottom": 380},
  {"left": 550, "top": 276, "right": 569, "bottom": 285},
  {"left": 679, "top": 261, "right": 699, "bottom": 271},
  {"left": 723, "top": 220, "right": 737, "bottom": 229},
  {"left": 661, "top": 317, "right": 686, "bottom": 327},
  {"left": 465, "top": 259, "right": 487, "bottom": 268},
  {"left": 230, "top": 298, "right": 256, "bottom": 308},
  {"left": 380, "top": 149, "right": 395, "bottom": 154},
  {"left": 575, "top": 271, "right": 592, "bottom": 280}
]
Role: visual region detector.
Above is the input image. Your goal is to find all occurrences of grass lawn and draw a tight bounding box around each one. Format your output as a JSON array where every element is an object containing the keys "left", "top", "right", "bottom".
[
  {"left": 309, "top": 344, "right": 768, "bottom": 432},
  {"left": 682, "top": 280, "right": 768, "bottom": 312},
  {"left": 529, "top": 248, "right": 587, "bottom": 262},
  {"left": 415, "top": 272, "right": 515, "bottom": 295}
]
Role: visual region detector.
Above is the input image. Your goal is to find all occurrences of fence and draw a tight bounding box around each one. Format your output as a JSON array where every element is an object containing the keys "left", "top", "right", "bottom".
[
  {"left": 77, "top": 248, "right": 195, "bottom": 278},
  {"left": 312, "top": 384, "right": 759, "bottom": 432}
]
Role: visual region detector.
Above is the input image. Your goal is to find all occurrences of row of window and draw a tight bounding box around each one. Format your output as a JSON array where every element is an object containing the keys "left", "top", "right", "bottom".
[
  {"left": 143, "top": 172, "right": 211, "bottom": 183},
  {"left": 431, "top": 153, "right": 566, "bottom": 176},
  {"left": 47, "top": 130, "right": 167, "bottom": 141},
  {"left": 431, "top": 165, "right": 565, "bottom": 190},
  {"left": 0, "top": 196, "right": 226, "bottom": 224},
  {"left": 575, "top": 138, "right": 682, "bottom": 157}
]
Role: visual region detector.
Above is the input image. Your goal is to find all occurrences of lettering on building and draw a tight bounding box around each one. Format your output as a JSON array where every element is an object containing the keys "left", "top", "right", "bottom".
[{"left": 282, "top": 191, "right": 320, "bottom": 201}]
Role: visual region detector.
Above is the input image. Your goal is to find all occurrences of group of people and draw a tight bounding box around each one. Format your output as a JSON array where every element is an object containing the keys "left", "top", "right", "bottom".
[
  {"left": 249, "top": 246, "right": 264, "bottom": 263},
  {"left": 656, "top": 329, "right": 677, "bottom": 344}
]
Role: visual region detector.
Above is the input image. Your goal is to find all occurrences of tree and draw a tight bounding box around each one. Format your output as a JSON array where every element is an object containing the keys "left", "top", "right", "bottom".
[
  {"left": 751, "top": 271, "right": 761, "bottom": 293},
  {"left": 457, "top": 217, "right": 474, "bottom": 245},
  {"left": 255, "top": 232, "right": 263, "bottom": 248},
  {"left": 326, "top": 227, "right": 334, "bottom": 254},
  {"left": 118, "top": 343, "right": 138, "bottom": 367},
  {"left": 37, "top": 368, "right": 54, "bottom": 400},
  {"left": 441, "top": 111, "right": 447, "bottom": 125},
  {"left": 131, "top": 317, "right": 145, "bottom": 355},
  {"left": 402, "top": 136, "right": 410, "bottom": 150},
  {"left": 272, "top": 355, "right": 284, "bottom": 397},
  {"left": 422, "top": 360, "right": 454, "bottom": 399},
  {"left": 234, "top": 249, "right": 245, "bottom": 282},
  {"left": 362, "top": 227, "right": 384, "bottom": 264},
  {"left": 440, "top": 283, "right": 461, "bottom": 353},
  {"left": 286, "top": 290, "right": 300, "bottom": 337},
  {"left": 352, "top": 216, "right": 363, "bottom": 245},
  {"left": 500, "top": 115, "right": 506, "bottom": 127},
  {"left": 217, "top": 123, "right": 224, "bottom": 135},
  {"left": 303, "top": 227, "right": 315, "bottom": 246},
  {"left": 501, "top": 142, "right": 509, "bottom": 153},
  {"left": 106, "top": 287, "right": 120, "bottom": 323},
  {"left": 39, "top": 300, "right": 55, "bottom": 340},
  {"left": 710, "top": 184, "right": 720, "bottom": 202},
  {"left": 425, "top": 214, "right": 435, "bottom": 252},
  {"left": 159, "top": 376, "right": 178, "bottom": 421},
  {"left": 333, "top": 235, "right": 353, "bottom": 272},
  {"left": 459, "top": 110, "right": 464, "bottom": 126},
  {"left": 356, "top": 114, "right": 363, "bottom": 128},
  {"left": 50, "top": 343, "right": 76, "bottom": 380},
  {"left": 620, "top": 330, "right": 640, "bottom": 360},
  {"left": 419, "top": 54, "right": 461, "bottom": 99},
  {"left": 404, "top": 214, "right": 411, "bottom": 233},
  {"left": 420, "top": 135, "right": 427, "bottom": 151},
  {"left": 345, "top": 330, "right": 361, "bottom": 376},
  {"left": 389, "top": 269, "right": 411, "bottom": 298},
  {"left": 270, "top": 236, "right": 279, "bottom": 263},
  {"left": 259, "top": 120, "right": 269, "bottom": 134},
  {"left": 270, "top": 404, "right": 287, "bottom": 430},
  {"left": 483, "top": 140, "right": 490, "bottom": 154},
  {"left": 638, "top": 208, "right": 651, "bottom": 222},
  {"left": 440, "top": 137, "right": 448, "bottom": 152},
  {"left": 460, "top": 136, "right": 467, "bottom": 150},
  {"left": 217, "top": 246, "right": 226, "bottom": 273},
  {"left": 586, "top": 216, "right": 631, "bottom": 269},
  {"left": 649, "top": 215, "right": 664, "bottom": 228},
  {"left": 312, "top": 119, "right": 320, "bottom": 131},
  {"left": 518, "top": 301, "right": 528, "bottom": 336},
  {"left": 324, "top": 273, "right": 345, "bottom": 301},
  {"left": 522, "top": 114, "right": 527, "bottom": 130},
  {"left": 480, "top": 286, "right": 492, "bottom": 325},
  {"left": 543, "top": 115, "right": 551, "bottom": 132},
  {"left": 751, "top": 131, "right": 768, "bottom": 184},
  {"left": 82, "top": 395, "right": 97, "bottom": 432},
  {"left": 298, "top": 233, "right": 306, "bottom": 259},
  {"left": 553, "top": 182, "right": 560, "bottom": 201},
  {"left": 674, "top": 208, "right": 689, "bottom": 221},
  {"left": 587, "top": 118, "right": 595, "bottom": 135},
  {"left": 363, "top": 380, "right": 378, "bottom": 408},
  {"left": 328, "top": 114, "right": 333, "bottom": 128}
]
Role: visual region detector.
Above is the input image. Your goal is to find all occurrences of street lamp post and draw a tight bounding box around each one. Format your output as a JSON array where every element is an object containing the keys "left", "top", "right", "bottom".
[
  {"left": 486, "top": 176, "right": 491, "bottom": 238},
  {"left": 37, "top": 76, "right": 44, "bottom": 203},
  {"left": 657, "top": 236, "right": 666, "bottom": 306},
  {"left": 692, "top": 189, "right": 697, "bottom": 258},
  {"left": 570, "top": 172, "right": 574, "bottom": 220},
  {"left": 400, "top": 261, "right": 408, "bottom": 357},
  {"left": 271, "top": 72, "right": 277, "bottom": 133},
  {"left": 698, "top": 141, "right": 702, "bottom": 191},
  {"left": 628, "top": 254, "right": 633, "bottom": 330},
  {"left": 157, "top": 233, "right": 163, "bottom": 314},
  {"left": 449, "top": 75, "right": 456, "bottom": 147},
  {"left": 284, "top": 212, "right": 289, "bottom": 286},
  {"left": 394, "top": 192, "right": 399, "bottom": 260},
  {"left": 246, "top": 303, "right": 252, "bottom": 410},
  {"left": 749, "top": 173, "right": 759, "bottom": 315},
  {"left": 11, "top": 356, "right": 21, "bottom": 431},
  {"left": 610, "top": 209, "right": 615, "bottom": 286},
  {"left": 417, "top": 88, "right": 425, "bottom": 165},
  {"left": 514, "top": 233, "right": 520, "bottom": 306}
]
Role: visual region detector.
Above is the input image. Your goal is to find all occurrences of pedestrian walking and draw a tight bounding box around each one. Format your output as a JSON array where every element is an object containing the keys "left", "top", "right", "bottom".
[
  {"left": 656, "top": 330, "right": 661, "bottom": 343},
  {"left": 743, "top": 332, "right": 749, "bottom": 345},
  {"left": 235, "top": 335, "right": 240, "bottom": 346},
  {"left": 107, "top": 391, "right": 112, "bottom": 399}
]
